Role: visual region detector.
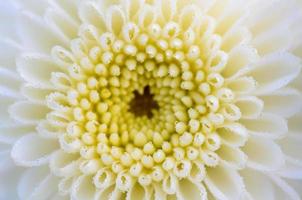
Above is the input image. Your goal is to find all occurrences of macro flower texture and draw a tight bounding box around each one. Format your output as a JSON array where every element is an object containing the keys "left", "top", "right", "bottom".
[{"left": 1, "top": 0, "right": 302, "bottom": 199}]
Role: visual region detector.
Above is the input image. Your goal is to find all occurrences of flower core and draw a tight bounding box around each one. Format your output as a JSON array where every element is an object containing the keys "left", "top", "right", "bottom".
[{"left": 48, "top": 1, "right": 240, "bottom": 194}]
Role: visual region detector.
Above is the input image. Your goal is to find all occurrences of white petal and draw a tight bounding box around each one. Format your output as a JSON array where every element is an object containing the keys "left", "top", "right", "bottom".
[
  {"left": 205, "top": 164, "right": 244, "bottom": 200},
  {"left": 78, "top": 1, "right": 106, "bottom": 31},
  {"left": 0, "top": 142, "right": 10, "bottom": 152},
  {"left": 14, "top": 0, "right": 48, "bottom": 16},
  {"left": 138, "top": 5, "right": 157, "bottom": 28},
  {"left": 269, "top": 175, "right": 300, "bottom": 200},
  {"left": 222, "top": 26, "right": 252, "bottom": 52},
  {"left": 48, "top": 0, "right": 81, "bottom": 23},
  {"left": 50, "top": 193, "right": 69, "bottom": 200},
  {"left": 0, "top": 39, "right": 21, "bottom": 69},
  {"left": 44, "top": 7, "right": 78, "bottom": 41},
  {"left": 18, "top": 166, "right": 59, "bottom": 200},
  {"left": 216, "top": 144, "right": 247, "bottom": 169},
  {"left": 214, "top": 1, "right": 246, "bottom": 35},
  {"left": 246, "top": 0, "right": 296, "bottom": 36},
  {"left": 278, "top": 134, "right": 302, "bottom": 164},
  {"left": 153, "top": 183, "right": 167, "bottom": 200},
  {"left": 11, "top": 133, "right": 59, "bottom": 167},
  {"left": 106, "top": 6, "right": 126, "bottom": 36},
  {"left": 157, "top": 0, "right": 177, "bottom": 21},
  {"left": 176, "top": 179, "right": 207, "bottom": 200},
  {"left": 21, "top": 85, "right": 54, "bottom": 103},
  {"left": 0, "top": 1, "right": 19, "bottom": 40},
  {"left": 0, "top": 165, "right": 23, "bottom": 200},
  {"left": 223, "top": 45, "right": 259, "bottom": 78},
  {"left": 50, "top": 150, "right": 80, "bottom": 178},
  {"left": 0, "top": 150, "right": 16, "bottom": 171},
  {"left": 226, "top": 76, "right": 257, "bottom": 94},
  {"left": 288, "top": 112, "right": 302, "bottom": 133},
  {"left": 247, "top": 52, "right": 301, "bottom": 94},
  {"left": 240, "top": 168, "right": 275, "bottom": 200},
  {"left": 58, "top": 176, "right": 75, "bottom": 196},
  {"left": 37, "top": 120, "right": 62, "bottom": 139},
  {"left": 17, "top": 11, "right": 67, "bottom": 52},
  {"left": 277, "top": 157, "right": 302, "bottom": 179},
  {"left": 252, "top": 25, "right": 291, "bottom": 55},
  {"left": 240, "top": 113, "right": 287, "bottom": 139},
  {"left": 217, "top": 123, "right": 248, "bottom": 147},
  {"left": 93, "top": 169, "right": 115, "bottom": 189},
  {"left": 9, "top": 101, "right": 50, "bottom": 124},
  {"left": 71, "top": 175, "right": 96, "bottom": 200},
  {"left": 95, "top": 185, "right": 125, "bottom": 200},
  {"left": 0, "top": 124, "right": 33, "bottom": 144},
  {"left": 285, "top": 179, "right": 302, "bottom": 199},
  {"left": 0, "top": 68, "right": 22, "bottom": 98},
  {"left": 162, "top": 173, "right": 178, "bottom": 195},
  {"left": 260, "top": 88, "right": 302, "bottom": 118},
  {"left": 243, "top": 135, "right": 285, "bottom": 171},
  {"left": 0, "top": 94, "right": 16, "bottom": 123},
  {"left": 235, "top": 96, "right": 263, "bottom": 119},
  {"left": 17, "top": 53, "right": 62, "bottom": 89},
  {"left": 126, "top": 182, "right": 152, "bottom": 200}
]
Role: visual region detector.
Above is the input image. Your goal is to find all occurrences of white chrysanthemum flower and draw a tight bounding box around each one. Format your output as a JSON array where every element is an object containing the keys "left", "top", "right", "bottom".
[{"left": 1, "top": 0, "right": 302, "bottom": 199}]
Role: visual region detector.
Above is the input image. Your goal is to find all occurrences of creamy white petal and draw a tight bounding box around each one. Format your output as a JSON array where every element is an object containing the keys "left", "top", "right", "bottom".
[
  {"left": 176, "top": 179, "right": 207, "bottom": 200},
  {"left": 288, "top": 112, "right": 302, "bottom": 133},
  {"left": 278, "top": 134, "right": 302, "bottom": 164},
  {"left": 0, "top": 94, "right": 17, "bottom": 123},
  {"left": 58, "top": 176, "right": 77, "bottom": 196},
  {"left": 71, "top": 175, "right": 96, "bottom": 200},
  {"left": 205, "top": 164, "right": 244, "bottom": 200},
  {"left": 162, "top": 173, "right": 178, "bottom": 195},
  {"left": 0, "top": 1, "right": 19, "bottom": 40},
  {"left": 106, "top": 6, "right": 126, "bottom": 36},
  {"left": 240, "top": 168, "right": 275, "bottom": 200},
  {"left": 222, "top": 26, "right": 252, "bottom": 52},
  {"left": 0, "top": 39, "right": 21, "bottom": 69},
  {"left": 243, "top": 135, "right": 285, "bottom": 171},
  {"left": 18, "top": 166, "right": 58, "bottom": 200},
  {"left": 240, "top": 113, "right": 287, "bottom": 139},
  {"left": 78, "top": 1, "right": 106, "bottom": 31},
  {"left": 0, "top": 164, "right": 24, "bottom": 200},
  {"left": 21, "top": 84, "right": 54, "bottom": 103},
  {"left": 0, "top": 124, "right": 33, "bottom": 144},
  {"left": 246, "top": 0, "right": 296, "bottom": 36},
  {"left": 17, "top": 11, "right": 68, "bottom": 52},
  {"left": 50, "top": 150, "right": 80, "bottom": 178},
  {"left": 126, "top": 182, "right": 152, "bottom": 200},
  {"left": 12, "top": 133, "right": 59, "bottom": 167},
  {"left": 260, "top": 88, "right": 302, "bottom": 118},
  {"left": 48, "top": 0, "right": 81, "bottom": 23},
  {"left": 223, "top": 45, "right": 259, "bottom": 78},
  {"left": 216, "top": 144, "right": 247, "bottom": 169},
  {"left": 277, "top": 157, "right": 302, "bottom": 179},
  {"left": 95, "top": 185, "right": 126, "bottom": 200},
  {"left": 14, "top": 0, "right": 49, "bottom": 16},
  {"left": 44, "top": 7, "right": 78, "bottom": 42},
  {"left": 235, "top": 96, "right": 263, "bottom": 119},
  {"left": 247, "top": 52, "right": 301, "bottom": 94},
  {"left": 214, "top": 0, "right": 247, "bottom": 35},
  {"left": 0, "top": 68, "right": 22, "bottom": 98},
  {"left": 252, "top": 25, "right": 291, "bottom": 55},
  {"left": 9, "top": 101, "right": 50, "bottom": 124},
  {"left": 226, "top": 76, "right": 257, "bottom": 94},
  {"left": 269, "top": 174, "right": 300, "bottom": 200},
  {"left": 286, "top": 179, "right": 302, "bottom": 199},
  {"left": 216, "top": 123, "right": 248, "bottom": 147},
  {"left": 17, "top": 53, "right": 62, "bottom": 88}
]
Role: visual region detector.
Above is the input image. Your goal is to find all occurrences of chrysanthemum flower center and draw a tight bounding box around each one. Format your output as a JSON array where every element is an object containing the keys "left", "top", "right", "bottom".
[
  {"left": 49, "top": 4, "right": 240, "bottom": 189},
  {"left": 129, "top": 86, "right": 159, "bottom": 118}
]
